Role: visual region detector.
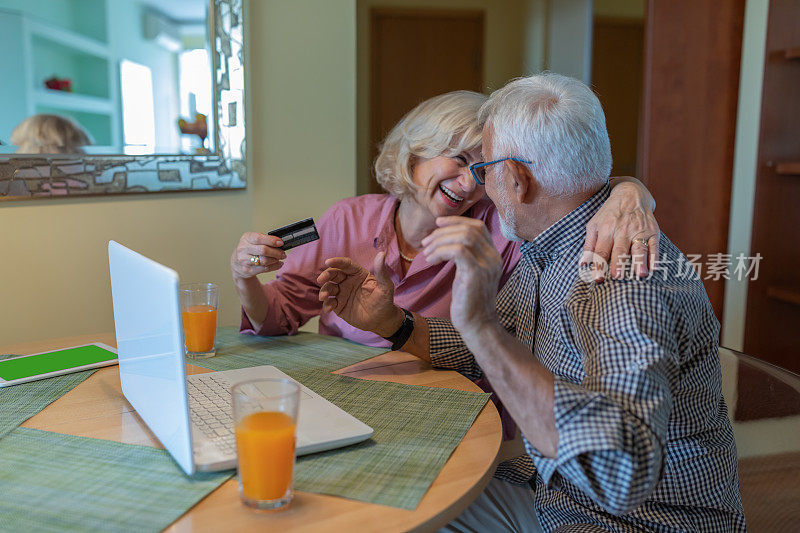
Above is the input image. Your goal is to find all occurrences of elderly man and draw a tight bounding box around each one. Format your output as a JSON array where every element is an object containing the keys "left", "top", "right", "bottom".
[{"left": 318, "top": 73, "right": 745, "bottom": 531}]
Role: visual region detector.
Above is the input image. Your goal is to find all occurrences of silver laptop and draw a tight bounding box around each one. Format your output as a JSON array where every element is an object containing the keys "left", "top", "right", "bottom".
[{"left": 107, "top": 240, "right": 373, "bottom": 475}]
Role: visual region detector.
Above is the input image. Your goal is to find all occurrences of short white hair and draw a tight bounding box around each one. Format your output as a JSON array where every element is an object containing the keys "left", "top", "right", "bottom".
[
  {"left": 479, "top": 72, "right": 611, "bottom": 196},
  {"left": 375, "top": 91, "right": 487, "bottom": 198}
]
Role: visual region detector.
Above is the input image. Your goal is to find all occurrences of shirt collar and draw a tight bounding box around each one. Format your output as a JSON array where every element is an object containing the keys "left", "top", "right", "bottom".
[
  {"left": 374, "top": 197, "right": 480, "bottom": 280},
  {"left": 372, "top": 196, "right": 401, "bottom": 253},
  {"left": 520, "top": 182, "right": 611, "bottom": 261}
]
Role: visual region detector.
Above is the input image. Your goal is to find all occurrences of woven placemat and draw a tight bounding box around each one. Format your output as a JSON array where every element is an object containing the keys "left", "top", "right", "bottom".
[
  {"left": 192, "top": 327, "right": 389, "bottom": 374},
  {"left": 0, "top": 328, "right": 379, "bottom": 441},
  {"left": 187, "top": 331, "right": 490, "bottom": 509},
  {"left": 1, "top": 330, "right": 491, "bottom": 515},
  {"left": 291, "top": 370, "right": 490, "bottom": 509},
  {"left": 0, "top": 354, "right": 96, "bottom": 440},
  {"left": 0, "top": 428, "right": 231, "bottom": 533}
]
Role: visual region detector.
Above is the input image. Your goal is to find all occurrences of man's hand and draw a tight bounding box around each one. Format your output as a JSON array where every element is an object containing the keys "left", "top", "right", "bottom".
[
  {"left": 317, "top": 252, "right": 404, "bottom": 338},
  {"left": 422, "top": 217, "right": 501, "bottom": 334}
]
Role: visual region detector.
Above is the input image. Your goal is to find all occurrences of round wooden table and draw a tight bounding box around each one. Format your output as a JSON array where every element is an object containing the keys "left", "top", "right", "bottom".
[{"left": 5, "top": 333, "right": 502, "bottom": 532}]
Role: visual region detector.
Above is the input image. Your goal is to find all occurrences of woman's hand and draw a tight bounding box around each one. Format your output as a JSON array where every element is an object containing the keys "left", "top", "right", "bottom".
[
  {"left": 230, "top": 232, "right": 287, "bottom": 280},
  {"left": 581, "top": 178, "right": 660, "bottom": 281}
]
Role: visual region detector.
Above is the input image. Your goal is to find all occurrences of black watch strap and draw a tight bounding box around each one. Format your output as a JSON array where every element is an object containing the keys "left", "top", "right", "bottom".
[{"left": 383, "top": 308, "right": 415, "bottom": 351}]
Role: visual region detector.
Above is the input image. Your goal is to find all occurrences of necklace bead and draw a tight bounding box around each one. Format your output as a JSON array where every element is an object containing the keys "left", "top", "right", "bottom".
[{"left": 399, "top": 249, "right": 415, "bottom": 262}]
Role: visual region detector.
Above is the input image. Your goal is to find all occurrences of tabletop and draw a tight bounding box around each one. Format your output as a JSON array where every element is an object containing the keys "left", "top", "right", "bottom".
[{"left": 4, "top": 333, "right": 503, "bottom": 533}]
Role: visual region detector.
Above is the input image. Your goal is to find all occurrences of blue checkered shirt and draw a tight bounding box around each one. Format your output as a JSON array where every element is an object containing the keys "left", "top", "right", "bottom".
[{"left": 428, "top": 184, "right": 746, "bottom": 532}]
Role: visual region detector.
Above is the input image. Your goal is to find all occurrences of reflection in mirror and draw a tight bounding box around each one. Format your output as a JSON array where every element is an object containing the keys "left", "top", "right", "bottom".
[
  {"left": 0, "top": 0, "right": 212, "bottom": 156},
  {"left": 10, "top": 114, "right": 92, "bottom": 154}
]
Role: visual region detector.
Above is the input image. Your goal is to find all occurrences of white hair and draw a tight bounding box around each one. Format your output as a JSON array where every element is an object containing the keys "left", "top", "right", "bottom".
[
  {"left": 497, "top": 184, "right": 523, "bottom": 242},
  {"left": 374, "top": 91, "right": 487, "bottom": 198},
  {"left": 479, "top": 72, "right": 611, "bottom": 196}
]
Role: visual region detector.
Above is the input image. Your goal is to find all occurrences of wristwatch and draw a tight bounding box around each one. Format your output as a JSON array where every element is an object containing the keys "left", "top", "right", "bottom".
[{"left": 382, "top": 308, "right": 415, "bottom": 351}]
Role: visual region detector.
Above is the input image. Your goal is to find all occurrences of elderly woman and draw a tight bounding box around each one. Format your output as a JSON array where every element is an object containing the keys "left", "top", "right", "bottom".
[{"left": 230, "top": 91, "right": 659, "bottom": 347}]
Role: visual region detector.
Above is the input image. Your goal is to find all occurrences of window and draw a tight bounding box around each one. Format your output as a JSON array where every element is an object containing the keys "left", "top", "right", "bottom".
[{"left": 120, "top": 59, "right": 156, "bottom": 155}]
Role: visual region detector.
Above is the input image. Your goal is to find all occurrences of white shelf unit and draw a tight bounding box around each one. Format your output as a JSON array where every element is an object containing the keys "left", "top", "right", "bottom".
[
  {"left": 16, "top": 5, "right": 120, "bottom": 150},
  {"left": 34, "top": 89, "right": 114, "bottom": 114},
  {"left": 26, "top": 19, "right": 111, "bottom": 59}
]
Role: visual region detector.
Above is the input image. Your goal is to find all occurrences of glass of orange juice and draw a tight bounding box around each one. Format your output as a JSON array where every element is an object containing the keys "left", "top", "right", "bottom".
[
  {"left": 232, "top": 378, "right": 300, "bottom": 511},
  {"left": 180, "top": 283, "right": 219, "bottom": 359}
]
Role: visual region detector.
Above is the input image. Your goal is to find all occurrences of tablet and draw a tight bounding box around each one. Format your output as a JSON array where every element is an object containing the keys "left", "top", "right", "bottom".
[{"left": 0, "top": 343, "right": 118, "bottom": 388}]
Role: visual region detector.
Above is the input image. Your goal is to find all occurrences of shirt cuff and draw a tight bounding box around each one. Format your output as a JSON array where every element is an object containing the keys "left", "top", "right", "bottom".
[
  {"left": 239, "top": 308, "right": 257, "bottom": 335},
  {"left": 427, "top": 317, "right": 483, "bottom": 381},
  {"left": 525, "top": 377, "right": 626, "bottom": 485},
  {"left": 428, "top": 317, "right": 467, "bottom": 362},
  {"left": 239, "top": 307, "right": 292, "bottom": 336}
]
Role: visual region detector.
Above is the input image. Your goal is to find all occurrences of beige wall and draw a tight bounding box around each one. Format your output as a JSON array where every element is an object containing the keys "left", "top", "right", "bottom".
[
  {"left": 249, "top": 0, "right": 357, "bottom": 231},
  {"left": 547, "top": 0, "right": 592, "bottom": 82},
  {"left": 0, "top": 191, "right": 253, "bottom": 344},
  {"left": 0, "top": 0, "right": 358, "bottom": 345},
  {"left": 247, "top": 0, "right": 357, "bottom": 333},
  {"left": 355, "top": 0, "right": 545, "bottom": 194}
]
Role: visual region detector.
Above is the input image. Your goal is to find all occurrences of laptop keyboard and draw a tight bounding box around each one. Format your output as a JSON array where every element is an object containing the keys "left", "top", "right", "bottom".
[{"left": 186, "top": 373, "right": 236, "bottom": 455}]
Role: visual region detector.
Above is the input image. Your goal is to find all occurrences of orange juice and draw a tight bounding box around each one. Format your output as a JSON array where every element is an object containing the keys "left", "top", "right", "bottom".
[
  {"left": 235, "top": 411, "right": 296, "bottom": 501},
  {"left": 181, "top": 304, "right": 217, "bottom": 352}
]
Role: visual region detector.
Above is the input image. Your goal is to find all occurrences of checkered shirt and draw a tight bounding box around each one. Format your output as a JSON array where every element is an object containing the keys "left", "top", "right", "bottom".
[{"left": 428, "top": 184, "right": 746, "bottom": 532}]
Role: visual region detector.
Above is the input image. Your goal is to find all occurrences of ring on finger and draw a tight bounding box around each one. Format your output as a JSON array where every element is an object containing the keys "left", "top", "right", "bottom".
[
  {"left": 633, "top": 237, "right": 649, "bottom": 247},
  {"left": 249, "top": 255, "right": 261, "bottom": 266}
]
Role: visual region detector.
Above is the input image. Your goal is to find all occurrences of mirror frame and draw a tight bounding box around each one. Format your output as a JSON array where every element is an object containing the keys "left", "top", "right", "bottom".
[{"left": 0, "top": 0, "right": 246, "bottom": 202}]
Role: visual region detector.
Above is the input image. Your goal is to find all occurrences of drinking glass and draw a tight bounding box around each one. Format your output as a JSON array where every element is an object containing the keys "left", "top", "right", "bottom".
[
  {"left": 180, "top": 283, "right": 218, "bottom": 359},
  {"left": 231, "top": 378, "right": 300, "bottom": 511}
]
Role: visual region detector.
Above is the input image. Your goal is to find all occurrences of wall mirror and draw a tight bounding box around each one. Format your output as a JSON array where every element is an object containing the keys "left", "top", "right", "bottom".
[{"left": 0, "top": 0, "right": 245, "bottom": 200}]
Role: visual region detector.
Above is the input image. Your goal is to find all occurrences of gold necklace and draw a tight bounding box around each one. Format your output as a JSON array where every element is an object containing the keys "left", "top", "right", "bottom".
[
  {"left": 394, "top": 202, "right": 417, "bottom": 263},
  {"left": 398, "top": 248, "right": 415, "bottom": 262}
]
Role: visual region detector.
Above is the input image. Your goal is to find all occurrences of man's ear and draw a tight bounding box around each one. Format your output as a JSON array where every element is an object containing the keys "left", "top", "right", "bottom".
[{"left": 505, "top": 159, "right": 536, "bottom": 203}]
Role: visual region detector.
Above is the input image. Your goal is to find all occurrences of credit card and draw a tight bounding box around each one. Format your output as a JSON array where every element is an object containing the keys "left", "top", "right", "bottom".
[{"left": 267, "top": 217, "right": 320, "bottom": 250}]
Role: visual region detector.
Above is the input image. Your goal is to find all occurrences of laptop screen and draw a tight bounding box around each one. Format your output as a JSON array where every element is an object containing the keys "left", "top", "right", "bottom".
[{"left": 108, "top": 241, "right": 196, "bottom": 475}]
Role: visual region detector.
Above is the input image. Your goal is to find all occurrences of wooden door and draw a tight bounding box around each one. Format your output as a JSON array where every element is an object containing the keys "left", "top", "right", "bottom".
[
  {"left": 743, "top": 0, "right": 800, "bottom": 373},
  {"left": 591, "top": 17, "right": 645, "bottom": 178},
  {"left": 369, "top": 9, "right": 484, "bottom": 194},
  {"left": 638, "top": 0, "right": 745, "bottom": 319}
]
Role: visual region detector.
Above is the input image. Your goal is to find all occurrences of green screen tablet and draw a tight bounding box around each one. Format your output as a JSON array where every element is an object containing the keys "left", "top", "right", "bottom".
[{"left": 0, "top": 343, "right": 117, "bottom": 387}]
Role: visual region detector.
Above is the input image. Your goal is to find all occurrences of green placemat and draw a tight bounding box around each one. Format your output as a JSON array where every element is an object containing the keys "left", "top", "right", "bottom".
[
  {"left": 1, "top": 331, "right": 491, "bottom": 516},
  {"left": 292, "top": 371, "right": 491, "bottom": 509},
  {"left": 192, "top": 327, "right": 389, "bottom": 374},
  {"left": 0, "top": 428, "right": 231, "bottom": 533},
  {"left": 187, "top": 329, "right": 492, "bottom": 510},
  {"left": 0, "top": 354, "right": 96, "bottom": 441}
]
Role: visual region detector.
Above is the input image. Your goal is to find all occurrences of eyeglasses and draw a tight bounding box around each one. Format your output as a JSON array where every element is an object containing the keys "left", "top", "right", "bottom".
[{"left": 469, "top": 157, "right": 532, "bottom": 185}]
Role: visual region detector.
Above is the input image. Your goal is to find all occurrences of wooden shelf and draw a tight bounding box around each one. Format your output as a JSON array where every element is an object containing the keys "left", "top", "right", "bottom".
[
  {"left": 786, "top": 46, "right": 800, "bottom": 59},
  {"left": 766, "top": 286, "right": 800, "bottom": 307},
  {"left": 775, "top": 162, "right": 800, "bottom": 175}
]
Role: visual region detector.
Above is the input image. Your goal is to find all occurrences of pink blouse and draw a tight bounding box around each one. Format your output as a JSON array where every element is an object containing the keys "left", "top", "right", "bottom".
[{"left": 240, "top": 194, "right": 522, "bottom": 347}]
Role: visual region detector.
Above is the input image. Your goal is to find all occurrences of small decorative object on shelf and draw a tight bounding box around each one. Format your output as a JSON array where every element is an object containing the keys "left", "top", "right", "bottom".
[
  {"left": 178, "top": 113, "right": 211, "bottom": 155},
  {"left": 44, "top": 76, "right": 73, "bottom": 92}
]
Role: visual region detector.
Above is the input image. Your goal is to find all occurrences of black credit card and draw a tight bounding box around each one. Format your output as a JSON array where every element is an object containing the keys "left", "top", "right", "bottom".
[{"left": 267, "top": 217, "right": 320, "bottom": 250}]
